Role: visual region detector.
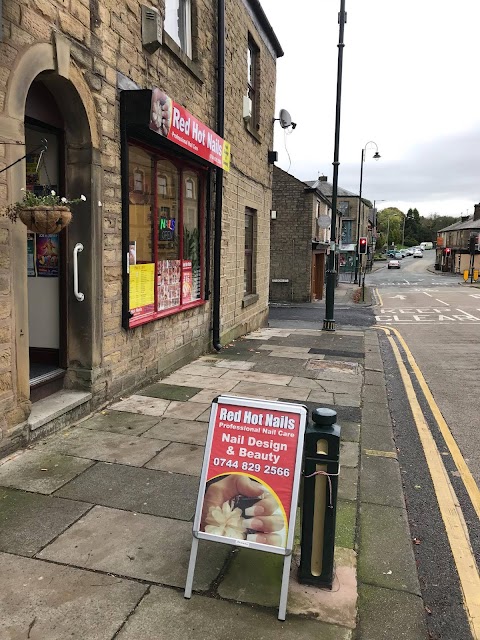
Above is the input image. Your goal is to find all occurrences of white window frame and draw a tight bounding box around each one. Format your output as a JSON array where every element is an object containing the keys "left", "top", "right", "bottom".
[{"left": 165, "top": 0, "right": 192, "bottom": 58}]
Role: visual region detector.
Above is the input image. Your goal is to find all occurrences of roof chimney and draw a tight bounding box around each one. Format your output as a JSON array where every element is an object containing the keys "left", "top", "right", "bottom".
[
  {"left": 474, "top": 203, "right": 480, "bottom": 221},
  {"left": 319, "top": 176, "right": 328, "bottom": 182}
]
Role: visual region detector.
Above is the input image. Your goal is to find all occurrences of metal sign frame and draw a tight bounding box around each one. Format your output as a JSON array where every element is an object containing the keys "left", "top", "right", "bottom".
[{"left": 184, "top": 395, "right": 307, "bottom": 620}]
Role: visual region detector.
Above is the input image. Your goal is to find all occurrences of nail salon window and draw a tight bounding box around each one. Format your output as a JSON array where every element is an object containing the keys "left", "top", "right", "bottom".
[{"left": 126, "top": 143, "right": 205, "bottom": 328}]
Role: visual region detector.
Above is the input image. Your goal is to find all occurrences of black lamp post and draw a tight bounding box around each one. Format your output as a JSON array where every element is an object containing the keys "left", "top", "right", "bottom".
[
  {"left": 353, "top": 142, "right": 380, "bottom": 284},
  {"left": 323, "top": 0, "right": 347, "bottom": 332}
]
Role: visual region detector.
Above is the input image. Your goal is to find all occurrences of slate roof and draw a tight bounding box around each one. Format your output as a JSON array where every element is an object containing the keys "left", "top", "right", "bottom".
[
  {"left": 304, "top": 180, "right": 358, "bottom": 198},
  {"left": 438, "top": 217, "right": 480, "bottom": 232}
]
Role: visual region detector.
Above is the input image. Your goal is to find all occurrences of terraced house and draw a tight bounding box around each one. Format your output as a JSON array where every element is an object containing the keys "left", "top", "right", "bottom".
[{"left": 0, "top": 0, "right": 283, "bottom": 454}]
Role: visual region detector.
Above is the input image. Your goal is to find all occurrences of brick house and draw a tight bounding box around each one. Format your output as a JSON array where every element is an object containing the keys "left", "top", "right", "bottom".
[
  {"left": 305, "top": 176, "right": 373, "bottom": 275},
  {"left": 270, "top": 166, "right": 335, "bottom": 303},
  {"left": 436, "top": 205, "right": 480, "bottom": 273},
  {"left": 0, "top": 0, "right": 282, "bottom": 453}
]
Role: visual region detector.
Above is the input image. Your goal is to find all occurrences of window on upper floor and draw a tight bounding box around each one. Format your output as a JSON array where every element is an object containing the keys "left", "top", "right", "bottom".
[
  {"left": 165, "top": 0, "right": 192, "bottom": 58},
  {"left": 246, "top": 37, "right": 259, "bottom": 131},
  {"left": 338, "top": 201, "right": 349, "bottom": 216},
  {"left": 244, "top": 208, "right": 256, "bottom": 295}
]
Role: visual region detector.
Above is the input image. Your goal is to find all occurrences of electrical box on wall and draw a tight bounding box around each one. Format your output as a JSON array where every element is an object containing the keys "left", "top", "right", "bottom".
[{"left": 141, "top": 5, "right": 162, "bottom": 53}]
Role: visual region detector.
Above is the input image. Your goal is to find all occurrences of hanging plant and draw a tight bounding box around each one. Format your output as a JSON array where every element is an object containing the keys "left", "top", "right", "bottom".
[{"left": 4, "top": 189, "right": 86, "bottom": 234}]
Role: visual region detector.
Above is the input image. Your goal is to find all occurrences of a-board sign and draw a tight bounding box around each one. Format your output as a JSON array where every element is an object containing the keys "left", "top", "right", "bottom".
[{"left": 185, "top": 395, "right": 307, "bottom": 620}]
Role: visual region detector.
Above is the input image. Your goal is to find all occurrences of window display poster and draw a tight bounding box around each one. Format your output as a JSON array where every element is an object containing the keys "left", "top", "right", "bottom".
[
  {"left": 129, "top": 240, "right": 137, "bottom": 265},
  {"left": 36, "top": 234, "right": 59, "bottom": 277},
  {"left": 193, "top": 396, "right": 307, "bottom": 554},
  {"left": 27, "top": 233, "right": 36, "bottom": 277},
  {"left": 157, "top": 259, "right": 181, "bottom": 310},
  {"left": 182, "top": 260, "right": 192, "bottom": 303},
  {"left": 129, "top": 263, "right": 155, "bottom": 321}
]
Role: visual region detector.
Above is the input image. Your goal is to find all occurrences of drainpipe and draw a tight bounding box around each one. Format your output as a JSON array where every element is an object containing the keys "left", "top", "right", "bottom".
[{"left": 212, "top": 0, "right": 225, "bottom": 351}]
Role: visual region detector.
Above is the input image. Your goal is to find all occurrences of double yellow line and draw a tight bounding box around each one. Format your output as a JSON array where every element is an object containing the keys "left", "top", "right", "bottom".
[{"left": 377, "top": 325, "right": 480, "bottom": 638}]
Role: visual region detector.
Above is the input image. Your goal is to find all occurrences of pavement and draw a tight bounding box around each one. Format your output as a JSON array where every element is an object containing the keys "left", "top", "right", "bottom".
[{"left": 0, "top": 284, "right": 428, "bottom": 640}]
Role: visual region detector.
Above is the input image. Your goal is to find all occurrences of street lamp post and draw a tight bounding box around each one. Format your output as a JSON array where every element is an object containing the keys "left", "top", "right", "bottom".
[
  {"left": 323, "top": 0, "right": 347, "bottom": 332},
  {"left": 353, "top": 142, "right": 380, "bottom": 284}
]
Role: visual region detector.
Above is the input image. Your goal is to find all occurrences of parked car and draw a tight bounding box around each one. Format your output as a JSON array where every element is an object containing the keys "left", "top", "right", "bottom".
[
  {"left": 393, "top": 251, "right": 404, "bottom": 259},
  {"left": 404, "top": 248, "right": 414, "bottom": 256},
  {"left": 388, "top": 259, "right": 401, "bottom": 269},
  {"left": 413, "top": 249, "right": 423, "bottom": 258}
]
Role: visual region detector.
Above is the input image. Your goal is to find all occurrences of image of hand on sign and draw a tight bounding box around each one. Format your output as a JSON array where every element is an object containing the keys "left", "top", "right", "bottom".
[{"left": 201, "top": 474, "right": 285, "bottom": 547}]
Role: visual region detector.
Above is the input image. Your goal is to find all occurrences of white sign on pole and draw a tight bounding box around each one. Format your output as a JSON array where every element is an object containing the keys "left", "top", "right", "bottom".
[{"left": 184, "top": 395, "right": 307, "bottom": 621}]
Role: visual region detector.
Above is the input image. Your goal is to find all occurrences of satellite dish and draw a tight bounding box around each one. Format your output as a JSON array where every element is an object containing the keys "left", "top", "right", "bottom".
[
  {"left": 279, "top": 109, "right": 292, "bottom": 129},
  {"left": 317, "top": 216, "right": 331, "bottom": 230}
]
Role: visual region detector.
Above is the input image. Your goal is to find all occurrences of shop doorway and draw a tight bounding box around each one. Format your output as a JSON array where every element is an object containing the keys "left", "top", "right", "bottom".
[
  {"left": 25, "top": 82, "right": 67, "bottom": 401},
  {"left": 312, "top": 253, "right": 325, "bottom": 300}
]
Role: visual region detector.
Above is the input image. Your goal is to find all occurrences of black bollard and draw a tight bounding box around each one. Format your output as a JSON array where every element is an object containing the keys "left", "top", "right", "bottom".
[{"left": 298, "top": 407, "right": 341, "bottom": 588}]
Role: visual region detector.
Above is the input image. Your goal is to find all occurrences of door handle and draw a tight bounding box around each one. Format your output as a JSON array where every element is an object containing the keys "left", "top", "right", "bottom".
[{"left": 73, "top": 243, "right": 84, "bottom": 302}]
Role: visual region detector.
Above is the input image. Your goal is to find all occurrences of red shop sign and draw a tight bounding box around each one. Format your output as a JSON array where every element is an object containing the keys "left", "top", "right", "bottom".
[
  {"left": 191, "top": 395, "right": 307, "bottom": 554},
  {"left": 149, "top": 88, "right": 231, "bottom": 171}
]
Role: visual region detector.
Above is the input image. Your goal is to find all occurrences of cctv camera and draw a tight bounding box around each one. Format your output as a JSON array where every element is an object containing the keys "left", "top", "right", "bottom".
[{"left": 291, "top": 122, "right": 297, "bottom": 130}]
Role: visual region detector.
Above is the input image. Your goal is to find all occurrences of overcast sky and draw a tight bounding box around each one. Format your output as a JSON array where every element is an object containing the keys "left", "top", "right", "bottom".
[{"left": 260, "top": 0, "right": 480, "bottom": 217}]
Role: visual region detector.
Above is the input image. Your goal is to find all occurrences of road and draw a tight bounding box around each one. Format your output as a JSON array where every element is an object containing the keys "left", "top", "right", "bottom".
[
  {"left": 270, "top": 252, "right": 480, "bottom": 639},
  {"left": 370, "top": 250, "right": 480, "bottom": 640}
]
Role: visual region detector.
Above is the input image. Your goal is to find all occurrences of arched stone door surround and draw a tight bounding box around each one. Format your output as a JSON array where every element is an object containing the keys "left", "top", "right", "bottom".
[{"left": 2, "top": 35, "right": 102, "bottom": 420}]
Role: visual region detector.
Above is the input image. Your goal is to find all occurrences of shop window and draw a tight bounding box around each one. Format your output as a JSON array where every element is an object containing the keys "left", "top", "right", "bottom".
[
  {"left": 165, "top": 0, "right": 192, "bottom": 58},
  {"left": 126, "top": 143, "right": 204, "bottom": 327},
  {"left": 246, "top": 37, "right": 259, "bottom": 131},
  {"left": 244, "top": 208, "right": 256, "bottom": 295},
  {"left": 341, "top": 219, "right": 353, "bottom": 244}
]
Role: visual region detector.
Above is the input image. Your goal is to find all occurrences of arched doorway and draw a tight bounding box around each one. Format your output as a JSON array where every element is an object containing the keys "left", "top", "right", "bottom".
[{"left": 20, "top": 70, "right": 102, "bottom": 402}]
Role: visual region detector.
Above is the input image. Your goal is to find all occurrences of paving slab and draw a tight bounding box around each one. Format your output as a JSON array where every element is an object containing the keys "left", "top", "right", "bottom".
[
  {"left": 161, "top": 373, "right": 238, "bottom": 391},
  {"left": 307, "top": 389, "right": 335, "bottom": 404},
  {"left": 361, "top": 402, "right": 391, "bottom": 427},
  {"left": 142, "top": 417, "right": 208, "bottom": 445},
  {"left": 116, "top": 585, "right": 353, "bottom": 640},
  {"left": 360, "top": 455, "right": 405, "bottom": 508},
  {"left": 187, "top": 388, "right": 229, "bottom": 404},
  {"left": 0, "top": 552, "right": 147, "bottom": 640},
  {"left": 54, "top": 461, "right": 198, "bottom": 520},
  {"left": 217, "top": 547, "right": 357, "bottom": 629},
  {"left": 338, "top": 465, "right": 359, "bottom": 502},
  {"left": 109, "top": 394, "right": 171, "bottom": 416},
  {"left": 357, "top": 584, "right": 427, "bottom": 640},
  {"left": 364, "top": 370, "right": 386, "bottom": 386},
  {"left": 163, "top": 400, "right": 210, "bottom": 420},
  {"left": 335, "top": 500, "right": 357, "bottom": 550},
  {"left": 219, "top": 370, "right": 292, "bottom": 385},
  {"left": 0, "top": 449, "right": 94, "bottom": 494},
  {"left": 145, "top": 442, "right": 204, "bottom": 476},
  {"left": 362, "top": 384, "right": 388, "bottom": 405},
  {"left": 249, "top": 355, "right": 317, "bottom": 378},
  {"left": 79, "top": 411, "right": 160, "bottom": 436},
  {"left": 138, "top": 383, "right": 201, "bottom": 401},
  {"left": 339, "top": 441, "right": 359, "bottom": 468},
  {"left": 334, "top": 394, "right": 361, "bottom": 408},
  {"left": 297, "top": 401, "right": 362, "bottom": 425},
  {"left": 258, "top": 344, "right": 311, "bottom": 354},
  {"left": 359, "top": 422, "right": 396, "bottom": 453},
  {"left": 357, "top": 503, "right": 421, "bottom": 595},
  {"left": 38, "top": 505, "right": 229, "bottom": 590},
  {"left": 0, "top": 486, "right": 90, "bottom": 556},
  {"left": 175, "top": 363, "right": 228, "bottom": 377},
  {"left": 340, "top": 421, "right": 360, "bottom": 443},
  {"left": 213, "top": 359, "right": 256, "bottom": 370},
  {"left": 40, "top": 427, "right": 168, "bottom": 467}
]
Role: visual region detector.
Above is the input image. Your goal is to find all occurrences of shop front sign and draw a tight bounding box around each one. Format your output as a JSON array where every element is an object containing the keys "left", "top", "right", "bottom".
[{"left": 149, "top": 88, "right": 231, "bottom": 171}]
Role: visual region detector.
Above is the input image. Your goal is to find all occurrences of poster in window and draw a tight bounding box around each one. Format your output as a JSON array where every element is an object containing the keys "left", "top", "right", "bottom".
[
  {"left": 157, "top": 259, "right": 181, "bottom": 310},
  {"left": 36, "top": 234, "right": 59, "bottom": 277},
  {"left": 129, "top": 263, "right": 155, "bottom": 321},
  {"left": 182, "top": 260, "right": 192, "bottom": 303},
  {"left": 27, "top": 233, "right": 36, "bottom": 277},
  {"left": 129, "top": 240, "right": 137, "bottom": 266}
]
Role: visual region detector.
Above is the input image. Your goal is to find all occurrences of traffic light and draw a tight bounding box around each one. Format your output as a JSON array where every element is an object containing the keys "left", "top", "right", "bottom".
[
  {"left": 358, "top": 237, "right": 368, "bottom": 254},
  {"left": 444, "top": 248, "right": 451, "bottom": 257}
]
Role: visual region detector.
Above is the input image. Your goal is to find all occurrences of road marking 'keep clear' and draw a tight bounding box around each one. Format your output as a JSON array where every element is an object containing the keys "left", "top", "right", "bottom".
[{"left": 376, "top": 308, "right": 480, "bottom": 323}]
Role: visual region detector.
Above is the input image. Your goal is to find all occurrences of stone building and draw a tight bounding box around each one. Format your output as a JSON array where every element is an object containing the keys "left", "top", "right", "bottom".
[
  {"left": 270, "top": 166, "right": 334, "bottom": 303},
  {"left": 436, "top": 206, "right": 480, "bottom": 274},
  {"left": 0, "top": 0, "right": 282, "bottom": 453}
]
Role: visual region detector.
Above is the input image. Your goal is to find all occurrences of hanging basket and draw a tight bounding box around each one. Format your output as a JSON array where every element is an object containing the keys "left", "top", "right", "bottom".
[{"left": 18, "top": 206, "right": 72, "bottom": 234}]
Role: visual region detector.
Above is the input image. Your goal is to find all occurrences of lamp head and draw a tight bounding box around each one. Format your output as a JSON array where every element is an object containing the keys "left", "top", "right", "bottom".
[{"left": 373, "top": 151, "right": 381, "bottom": 160}]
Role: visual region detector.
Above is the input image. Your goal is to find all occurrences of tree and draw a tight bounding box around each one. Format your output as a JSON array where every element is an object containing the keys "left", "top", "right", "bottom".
[{"left": 376, "top": 207, "right": 405, "bottom": 248}]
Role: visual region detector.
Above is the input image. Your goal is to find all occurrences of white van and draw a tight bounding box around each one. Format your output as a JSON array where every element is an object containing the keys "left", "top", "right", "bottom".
[{"left": 420, "top": 242, "right": 433, "bottom": 250}]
